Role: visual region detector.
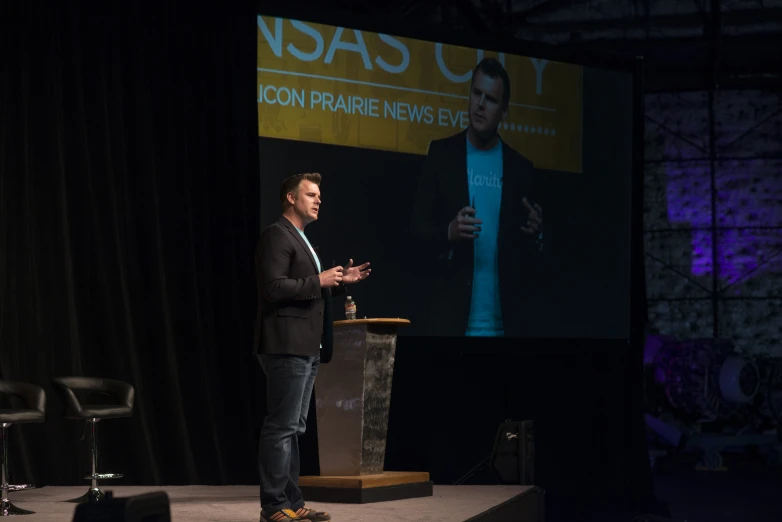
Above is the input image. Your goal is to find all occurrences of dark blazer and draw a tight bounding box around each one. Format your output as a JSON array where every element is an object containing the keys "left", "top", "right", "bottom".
[
  {"left": 253, "top": 216, "right": 344, "bottom": 363},
  {"left": 410, "top": 129, "right": 543, "bottom": 337}
]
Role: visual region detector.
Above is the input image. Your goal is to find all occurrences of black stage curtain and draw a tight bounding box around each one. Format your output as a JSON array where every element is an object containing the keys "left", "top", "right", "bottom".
[{"left": 0, "top": 2, "right": 262, "bottom": 485}]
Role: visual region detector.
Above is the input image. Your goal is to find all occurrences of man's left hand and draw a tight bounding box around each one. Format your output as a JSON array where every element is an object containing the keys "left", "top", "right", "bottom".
[
  {"left": 520, "top": 197, "right": 543, "bottom": 235},
  {"left": 341, "top": 259, "right": 371, "bottom": 284}
]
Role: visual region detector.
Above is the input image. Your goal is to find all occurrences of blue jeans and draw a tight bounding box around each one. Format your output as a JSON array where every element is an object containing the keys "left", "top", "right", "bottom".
[{"left": 257, "top": 354, "right": 320, "bottom": 513}]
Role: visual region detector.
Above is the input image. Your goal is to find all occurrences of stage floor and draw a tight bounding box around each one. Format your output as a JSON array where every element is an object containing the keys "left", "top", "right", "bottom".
[{"left": 10, "top": 484, "right": 538, "bottom": 521}]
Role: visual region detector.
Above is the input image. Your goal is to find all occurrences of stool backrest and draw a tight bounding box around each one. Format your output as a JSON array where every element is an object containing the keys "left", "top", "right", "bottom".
[
  {"left": 51, "top": 377, "right": 134, "bottom": 417},
  {"left": 0, "top": 380, "right": 46, "bottom": 414}
]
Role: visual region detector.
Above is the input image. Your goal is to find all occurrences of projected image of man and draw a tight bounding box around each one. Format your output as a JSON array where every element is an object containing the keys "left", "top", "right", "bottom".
[{"left": 411, "top": 58, "right": 543, "bottom": 338}]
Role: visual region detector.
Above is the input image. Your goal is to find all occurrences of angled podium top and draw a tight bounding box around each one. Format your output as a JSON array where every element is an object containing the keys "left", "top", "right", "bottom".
[{"left": 333, "top": 318, "right": 411, "bottom": 327}]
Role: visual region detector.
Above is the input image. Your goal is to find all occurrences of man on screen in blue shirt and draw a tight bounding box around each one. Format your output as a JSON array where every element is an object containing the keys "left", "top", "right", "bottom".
[{"left": 411, "top": 57, "right": 544, "bottom": 338}]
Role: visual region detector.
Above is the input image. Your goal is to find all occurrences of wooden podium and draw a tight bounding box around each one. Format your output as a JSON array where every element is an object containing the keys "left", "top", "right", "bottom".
[{"left": 299, "top": 318, "right": 433, "bottom": 503}]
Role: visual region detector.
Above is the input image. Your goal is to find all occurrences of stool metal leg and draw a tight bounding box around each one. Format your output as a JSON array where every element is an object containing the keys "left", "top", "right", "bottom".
[
  {"left": 1, "top": 423, "right": 35, "bottom": 516},
  {"left": 67, "top": 419, "right": 123, "bottom": 504}
]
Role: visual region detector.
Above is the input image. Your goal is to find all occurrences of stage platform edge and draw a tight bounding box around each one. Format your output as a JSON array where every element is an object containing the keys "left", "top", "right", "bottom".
[
  {"left": 465, "top": 485, "right": 545, "bottom": 522},
  {"left": 300, "top": 472, "right": 544, "bottom": 521},
  {"left": 11, "top": 484, "right": 545, "bottom": 522}
]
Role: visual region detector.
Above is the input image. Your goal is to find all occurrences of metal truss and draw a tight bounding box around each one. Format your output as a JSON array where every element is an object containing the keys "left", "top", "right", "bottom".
[
  {"left": 356, "top": 0, "right": 782, "bottom": 91},
  {"left": 307, "top": 0, "right": 781, "bottom": 90}
]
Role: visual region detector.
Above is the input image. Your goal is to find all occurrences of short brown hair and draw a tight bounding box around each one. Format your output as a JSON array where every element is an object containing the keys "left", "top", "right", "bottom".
[
  {"left": 472, "top": 57, "right": 511, "bottom": 108},
  {"left": 280, "top": 172, "right": 321, "bottom": 210}
]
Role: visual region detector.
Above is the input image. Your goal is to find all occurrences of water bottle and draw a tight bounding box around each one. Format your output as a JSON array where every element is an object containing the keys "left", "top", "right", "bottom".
[{"left": 345, "top": 296, "right": 357, "bottom": 320}]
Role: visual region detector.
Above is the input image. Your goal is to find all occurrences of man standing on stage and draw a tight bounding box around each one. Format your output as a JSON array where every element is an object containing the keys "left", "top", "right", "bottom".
[
  {"left": 254, "top": 172, "right": 371, "bottom": 522},
  {"left": 411, "top": 57, "right": 544, "bottom": 338}
]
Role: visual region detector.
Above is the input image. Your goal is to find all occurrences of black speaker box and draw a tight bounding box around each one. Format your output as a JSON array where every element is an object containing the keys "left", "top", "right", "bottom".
[
  {"left": 491, "top": 420, "right": 535, "bottom": 485},
  {"left": 72, "top": 491, "right": 171, "bottom": 522}
]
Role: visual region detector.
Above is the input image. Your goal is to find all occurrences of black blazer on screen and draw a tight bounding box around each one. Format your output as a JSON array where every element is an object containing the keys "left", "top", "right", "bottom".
[{"left": 410, "top": 130, "right": 544, "bottom": 337}]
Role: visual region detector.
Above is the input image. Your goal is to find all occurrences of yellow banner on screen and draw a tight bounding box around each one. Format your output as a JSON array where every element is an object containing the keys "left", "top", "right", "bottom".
[{"left": 257, "top": 16, "right": 583, "bottom": 173}]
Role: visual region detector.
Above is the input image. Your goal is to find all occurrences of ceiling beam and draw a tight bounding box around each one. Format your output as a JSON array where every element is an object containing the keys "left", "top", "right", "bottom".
[
  {"left": 451, "top": 0, "right": 493, "bottom": 33},
  {"left": 511, "top": 7, "right": 782, "bottom": 32},
  {"left": 514, "top": 0, "right": 583, "bottom": 24},
  {"left": 575, "top": 33, "right": 782, "bottom": 80}
]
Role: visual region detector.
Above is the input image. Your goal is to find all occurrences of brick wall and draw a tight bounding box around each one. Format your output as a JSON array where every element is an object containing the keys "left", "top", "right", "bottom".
[{"left": 644, "top": 90, "right": 782, "bottom": 355}]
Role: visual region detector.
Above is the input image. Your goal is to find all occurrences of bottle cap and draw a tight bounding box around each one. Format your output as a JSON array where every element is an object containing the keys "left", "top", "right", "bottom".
[{"left": 347, "top": 296, "right": 352, "bottom": 300}]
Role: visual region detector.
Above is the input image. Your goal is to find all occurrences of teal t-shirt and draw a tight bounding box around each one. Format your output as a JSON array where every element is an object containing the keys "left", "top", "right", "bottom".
[
  {"left": 465, "top": 137, "right": 504, "bottom": 337},
  {"left": 295, "top": 225, "right": 322, "bottom": 349}
]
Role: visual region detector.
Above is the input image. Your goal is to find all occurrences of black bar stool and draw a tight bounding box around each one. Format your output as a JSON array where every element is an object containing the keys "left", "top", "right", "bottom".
[
  {"left": 0, "top": 380, "right": 46, "bottom": 516},
  {"left": 51, "top": 377, "right": 134, "bottom": 504}
]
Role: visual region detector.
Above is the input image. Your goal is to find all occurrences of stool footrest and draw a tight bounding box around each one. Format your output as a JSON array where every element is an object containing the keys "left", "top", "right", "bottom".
[
  {"left": 84, "top": 473, "right": 122, "bottom": 480},
  {"left": 5, "top": 484, "right": 35, "bottom": 492}
]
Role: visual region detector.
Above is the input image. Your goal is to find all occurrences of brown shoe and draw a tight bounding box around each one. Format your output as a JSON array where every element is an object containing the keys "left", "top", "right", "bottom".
[
  {"left": 293, "top": 506, "right": 331, "bottom": 521},
  {"left": 260, "top": 508, "right": 310, "bottom": 522}
]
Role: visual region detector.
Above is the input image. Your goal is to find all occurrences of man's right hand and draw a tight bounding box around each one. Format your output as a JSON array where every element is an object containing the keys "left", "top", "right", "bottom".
[
  {"left": 448, "top": 206, "right": 482, "bottom": 241},
  {"left": 319, "top": 266, "right": 344, "bottom": 288}
]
